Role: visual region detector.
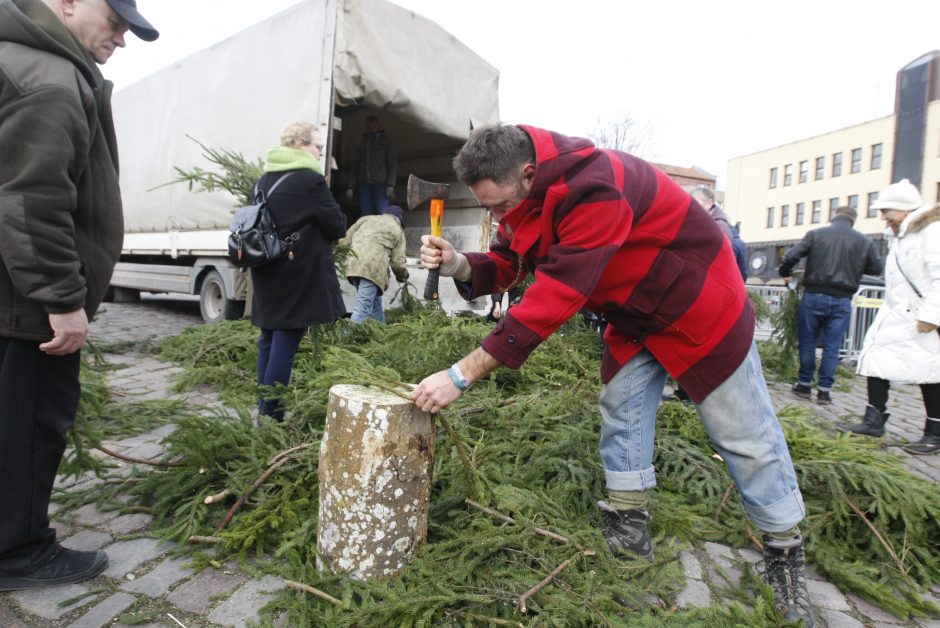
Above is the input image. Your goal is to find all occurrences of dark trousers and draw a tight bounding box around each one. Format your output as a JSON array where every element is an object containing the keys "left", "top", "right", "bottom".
[
  {"left": 796, "top": 292, "right": 852, "bottom": 391},
  {"left": 257, "top": 328, "right": 305, "bottom": 420},
  {"left": 0, "top": 337, "right": 80, "bottom": 573}
]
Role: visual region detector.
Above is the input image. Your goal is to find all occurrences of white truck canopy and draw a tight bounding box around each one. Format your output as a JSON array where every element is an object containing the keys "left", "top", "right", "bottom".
[{"left": 114, "top": 0, "right": 499, "bottom": 234}]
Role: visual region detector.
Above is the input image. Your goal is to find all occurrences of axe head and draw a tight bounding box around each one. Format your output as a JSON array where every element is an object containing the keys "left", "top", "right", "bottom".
[{"left": 406, "top": 174, "right": 450, "bottom": 210}]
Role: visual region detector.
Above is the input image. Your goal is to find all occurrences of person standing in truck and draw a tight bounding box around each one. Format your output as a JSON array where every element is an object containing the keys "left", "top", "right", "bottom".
[
  {"left": 0, "top": 0, "right": 158, "bottom": 591},
  {"left": 250, "top": 122, "right": 347, "bottom": 421},
  {"left": 348, "top": 115, "right": 398, "bottom": 217}
]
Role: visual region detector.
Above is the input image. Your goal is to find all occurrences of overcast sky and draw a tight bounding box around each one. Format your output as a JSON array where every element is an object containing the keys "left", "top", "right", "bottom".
[{"left": 105, "top": 0, "right": 940, "bottom": 186}]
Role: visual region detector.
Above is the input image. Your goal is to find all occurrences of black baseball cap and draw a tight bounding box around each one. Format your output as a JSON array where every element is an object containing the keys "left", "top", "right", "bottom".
[{"left": 105, "top": 0, "right": 159, "bottom": 41}]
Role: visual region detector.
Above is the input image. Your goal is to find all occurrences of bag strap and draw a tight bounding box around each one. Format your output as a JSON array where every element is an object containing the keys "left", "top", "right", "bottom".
[
  {"left": 254, "top": 171, "right": 296, "bottom": 203},
  {"left": 892, "top": 249, "right": 923, "bottom": 299}
]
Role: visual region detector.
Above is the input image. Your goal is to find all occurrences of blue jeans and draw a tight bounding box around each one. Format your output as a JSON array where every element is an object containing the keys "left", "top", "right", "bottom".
[
  {"left": 257, "top": 328, "right": 306, "bottom": 420},
  {"left": 350, "top": 278, "right": 385, "bottom": 323},
  {"left": 797, "top": 291, "right": 851, "bottom": 391},
  {"left": 357, "top": 182, "right": 389, "bottom": 216},
  {"left": 599, "top": 342, "right": 805, "bottom": 533}
]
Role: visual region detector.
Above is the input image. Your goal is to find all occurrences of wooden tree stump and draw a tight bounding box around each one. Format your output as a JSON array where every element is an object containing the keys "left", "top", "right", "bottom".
[{"left": 317, "top": 384, "right": 435, "bottom": 580}]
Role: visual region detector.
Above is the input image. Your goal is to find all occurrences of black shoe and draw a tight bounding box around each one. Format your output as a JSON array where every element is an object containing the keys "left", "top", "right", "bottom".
[
  {"left": 0, "top": 547, "right": 108, "bottom": 591},
  {"left": 902, "top": 434, "right": 940, "bottom": 455},
  {"left": 791, "top": 383, "right": 812, "bottom": 400},
  {"left": 597, "top": 501, "right": 654, "bottom": 562},
  {"left": 816, "top": 391, "right": 831, "bottom": 405},
  {"left": 838, "top": 405, "right": 889, "bottom": 437},
  {"left": 762, "top": 535, "right": 815, "bottom": 627}
]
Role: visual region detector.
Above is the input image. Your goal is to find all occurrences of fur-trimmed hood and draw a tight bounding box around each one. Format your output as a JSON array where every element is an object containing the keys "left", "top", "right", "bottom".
[{"left": 903, "top": 204, "right": 940, "bottom": 236}]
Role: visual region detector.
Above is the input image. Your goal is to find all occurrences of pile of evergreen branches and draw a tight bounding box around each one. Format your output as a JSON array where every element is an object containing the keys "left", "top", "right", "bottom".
[{"left": 69, "top": 303, "right": 939, "bottom": 626}]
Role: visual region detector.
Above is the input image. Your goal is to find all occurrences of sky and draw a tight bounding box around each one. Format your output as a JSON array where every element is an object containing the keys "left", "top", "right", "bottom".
[{"left": 105, "top": 0, "right": 940, "bottom": 187}]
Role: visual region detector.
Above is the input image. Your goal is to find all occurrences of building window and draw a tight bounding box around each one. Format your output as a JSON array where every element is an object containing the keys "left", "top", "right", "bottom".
[
  {"left": 848, "top": 194, "right": 859, "bottom": 208},
  {"left": 937, "top": 182, "right": 940, "bottom": 202},
  {"left": 871, "top": 143, "right": 883, "bottom": 169},
  {"left": 798, "top": 160, "right": 808, "bottom": 183},
  {"left": 850, "top": 148, "right": 862, "bottom": 173},
  {"left": 769, "top": 167, "right": 778, "bottom": 189},
  {"left": 780, "top": 204, "right": 790, "bottom": 226},
  {"left": 783, "top": 164, "right": 793, "bottom": 186},
  {"left": 815, "top": 156, "right": 825, "bottom": 180},
  {"left": 795, "top": 202, "right": 805, "bottom": 225},
  {"left": 828, "top": 197, "right": 839, "bottom": 221},
  {"left": 812, "top": 200, "right": 822, "bottom": 223},
  {"left": 867, "top": 192, "right": 879, "bottom": 218},
  {"left": 832, "top": 152, "right": 843, "bottom": 177},
  {"left": 766, "top": 206, "right": 775, "bottom": 228}
]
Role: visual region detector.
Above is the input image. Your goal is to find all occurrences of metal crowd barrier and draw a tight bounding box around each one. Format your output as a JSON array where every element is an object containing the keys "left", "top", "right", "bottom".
[{"left": 746, "top": 283, "right": 885, "bottom": 361}]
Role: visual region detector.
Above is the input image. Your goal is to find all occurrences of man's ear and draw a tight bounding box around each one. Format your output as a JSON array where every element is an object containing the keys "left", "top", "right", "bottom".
[
  {"left": 60, "top": 0, "right": 77, "bottom": 16},
  {"left": 521, "top": 163, "right": 536, "bottom": 189}
]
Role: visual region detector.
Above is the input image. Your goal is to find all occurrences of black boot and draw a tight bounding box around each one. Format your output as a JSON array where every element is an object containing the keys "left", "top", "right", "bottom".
[
  {"left": 902, "top": 433, "right": 940, "bottom": 455},
  {"left": 762, "top": 535, "right": 816, "bottom": 627},
  {"left": 597, "top": 501, "right": 654, "bottom": 562},
  {"left": 839, "top": 405, "right": 889, "bottom": 437}
]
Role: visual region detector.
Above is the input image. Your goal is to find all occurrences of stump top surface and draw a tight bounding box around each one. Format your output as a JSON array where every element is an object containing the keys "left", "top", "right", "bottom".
[{"left": 329, "top": 384, "right": 413, "bottom": 407}]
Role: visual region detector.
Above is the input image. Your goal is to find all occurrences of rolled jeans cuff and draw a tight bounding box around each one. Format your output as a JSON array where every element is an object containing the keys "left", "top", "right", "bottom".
[
  {"left": 604, "top": 466, "right": 657, "bottom": 492},
  {"left": 743, "top": 488, "right": 806, "bottom": 533}
]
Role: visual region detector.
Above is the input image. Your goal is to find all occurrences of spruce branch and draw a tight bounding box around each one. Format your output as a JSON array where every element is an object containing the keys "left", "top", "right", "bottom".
[
  {"left": 285, "top": 580, "right": 342, "bottom": 606},
  {"left": 518, "top": 553, "right": 577, "bottom": 613},
  {"left": 846, "top": 497, "right": 907, "bottom": 575},
  {"left": 96, "top": 444, "right": 183, "bottom": 468},
  {"left": 215, "top": 455, "right": 295, "bottom": 532},
  {"left": 466, "top": 499, "right": 595, "bottom": 555}
]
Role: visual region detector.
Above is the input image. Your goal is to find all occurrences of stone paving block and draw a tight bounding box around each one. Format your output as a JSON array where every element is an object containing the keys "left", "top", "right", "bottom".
[
  {"left": 10, "top": 583, "right": 96, "bottom": 619},
  {"left": 51, "top": 520, "right": 75, "bottom": 539},
  {"left": 120, "top": 555, "right": 194, "bottom": 597},
  {"left": 679, "top": 550, "right": 702, "bottom": 580},
  {"left": 847, "top": 593, "right": 907, "bottom": 623},
  {"left": 72, "top": 502, "right": 121, "bottom": 526},
  {"left": 736, "top": 547, "right": 762, "bottom": 564},
  {"left": 62, "top": 529, "right": 113, "bottom": 552},
  {"left": 67, "top": 592, "right": 137, "bottom": 628},
  {"left": 915, "top": 618, "right": 940, "bottom": 628},
  {"left": 206, "top": 575, "right": 285, "bottom": 627},
  {"left": 103, "top": 538, "right": 169, "bottom": 579},
  {"left": 0, "top": 604, "right": 29, "bottom": 627},
  {"left": 150, "top": 424, "right": 178, "bottom": 438},
  {"left": 119, "top": 442, "right": 166, "bottom": 461},
  {"left": 166, "top": 568, "right": 247, "bottom": 615},
  {"left": 819, "top": 609, "right": 865, "bottom": 627},
  {"left": 807, "top": 578, "right": 852, "bottom": 611},
  {"left": 104, "top": 513, "right": 154, "bottom": 536},
  {"left": 676, "top": 578, "right": 711, "bottom": 609}
]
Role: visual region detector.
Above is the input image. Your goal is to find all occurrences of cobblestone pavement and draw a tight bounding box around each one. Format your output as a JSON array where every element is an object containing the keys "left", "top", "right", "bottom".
[{"left": 1, "top": 296, "right": 938, "bottom": 627}]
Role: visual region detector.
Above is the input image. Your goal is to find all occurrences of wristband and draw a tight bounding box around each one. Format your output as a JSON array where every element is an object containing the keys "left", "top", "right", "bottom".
[{"left": 447, "top": 364, "right": 470, "bottom": 391}]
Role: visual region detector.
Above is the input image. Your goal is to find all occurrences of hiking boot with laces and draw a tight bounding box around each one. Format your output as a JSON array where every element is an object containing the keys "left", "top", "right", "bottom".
[
  {"left": 597, "top": 501, "right": 654, "bottom": 562},
  {"left": 762, "top": 535, "right": 815, "bottom": 627}
]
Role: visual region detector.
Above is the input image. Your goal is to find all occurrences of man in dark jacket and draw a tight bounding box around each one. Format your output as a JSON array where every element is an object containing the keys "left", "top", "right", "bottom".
[
  {"left": 411, "top": 124, "right": 815, "bottom": 626},
  {"left": 779, "top": 206, "right": 883, "bottom": 404},
  {"left": 0, "top": 0, "right": 157, "bottom": 591},
  {"left": 349, "top": 115, "right": 398, "bottom": 217}
]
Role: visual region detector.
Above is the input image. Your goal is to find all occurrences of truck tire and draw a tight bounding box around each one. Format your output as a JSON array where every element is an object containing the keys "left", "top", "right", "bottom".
[
  {"left": 110, "top": 287, "right": 141, "bottom": 303},
  {"left": 199, "top": 270, "right": 244, "bottom": 324}
]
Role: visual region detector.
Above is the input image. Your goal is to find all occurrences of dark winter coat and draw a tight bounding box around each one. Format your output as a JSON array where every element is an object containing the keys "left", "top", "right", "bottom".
[
  {"left": 354, "top": 131, "right": 397, "bottom": 186},
  {"left": 458, "top": 126, "right": 753, "bottom": 403},
  {"left": 250, "top": 170, "right": 347, "bottom": 329},
  {"left": 0, "top": 0, "right": 124, "bottom": 341},
  {"left": 778, "top": 216, "right": 883, "bottom": 297}
]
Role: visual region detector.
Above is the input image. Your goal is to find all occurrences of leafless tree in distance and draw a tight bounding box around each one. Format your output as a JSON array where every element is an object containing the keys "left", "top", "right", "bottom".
[{"left": 587, "top": 112, "right": 654, "bottom": 157}]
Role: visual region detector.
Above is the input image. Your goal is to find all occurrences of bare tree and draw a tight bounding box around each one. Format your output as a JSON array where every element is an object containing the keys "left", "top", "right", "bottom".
[{"left": 587, "top": 112, "right": 654, "bottom": 157}]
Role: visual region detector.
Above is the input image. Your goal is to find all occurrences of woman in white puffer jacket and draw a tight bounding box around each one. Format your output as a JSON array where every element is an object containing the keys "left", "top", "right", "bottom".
[{"left": 844, "top": 179, "right": 940, "bottom": 455}]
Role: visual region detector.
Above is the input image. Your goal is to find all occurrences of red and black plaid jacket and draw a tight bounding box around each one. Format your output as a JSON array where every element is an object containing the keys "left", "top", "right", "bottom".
[{"left": 457, "top": 126, "right": 754, "bottom": 403}]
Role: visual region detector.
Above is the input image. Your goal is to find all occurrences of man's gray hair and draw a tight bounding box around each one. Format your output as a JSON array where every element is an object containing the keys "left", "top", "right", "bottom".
[
  {"left": 690, "top": 185, "right": 715, "bottom": 202},
  {"left": 452, "top": 124, "right": 535, "bottom": 186},
  {"left": 833, "top": 205, "right": 857, "bottom": 222}
]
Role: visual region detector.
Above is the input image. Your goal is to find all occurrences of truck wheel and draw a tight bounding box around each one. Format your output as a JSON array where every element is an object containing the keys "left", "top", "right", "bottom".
[
  {"left": 110, "top": 287, "right": 141, "bottom": 303},
  {"left": 199, "top": 270, "right": 244, "bottom": 324}
]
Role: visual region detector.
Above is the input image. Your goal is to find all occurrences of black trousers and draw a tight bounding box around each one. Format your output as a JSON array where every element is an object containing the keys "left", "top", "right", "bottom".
[
  {"left": 0, "top": 337, "right": 80, "bottom": 574},
  {"left": 868, "top": 376, "right": 940, "bottom": 435}
]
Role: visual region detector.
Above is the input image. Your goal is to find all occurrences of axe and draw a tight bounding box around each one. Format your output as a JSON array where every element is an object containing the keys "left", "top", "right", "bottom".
[{"left": 406, "top": 174, "right": 450, "bottom": 300}]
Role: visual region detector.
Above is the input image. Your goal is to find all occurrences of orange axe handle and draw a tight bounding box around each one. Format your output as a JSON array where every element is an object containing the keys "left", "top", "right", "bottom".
[{"left": 424, "top": 198, "right": 444, "bottom": 300}]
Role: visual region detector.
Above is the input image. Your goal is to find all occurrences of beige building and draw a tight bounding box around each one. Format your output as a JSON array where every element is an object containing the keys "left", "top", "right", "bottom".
[{"left": 725, "top": 50, "right": 940, "bottom": 281}]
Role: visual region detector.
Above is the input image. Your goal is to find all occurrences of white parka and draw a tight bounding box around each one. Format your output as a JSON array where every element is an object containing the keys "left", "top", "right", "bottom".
[{"left": 857, "top": 205, "right": 940, "bottom": 384}]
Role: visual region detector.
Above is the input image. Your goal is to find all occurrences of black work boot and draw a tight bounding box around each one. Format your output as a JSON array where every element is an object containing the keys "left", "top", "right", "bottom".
[
  {"left": 0, "top": 547, "right": 108, "bottom": 591},
  {"left": 839, "top": 405, "right": 889, "bottom": 437},
  {"left": 597, "top": 501, "right": 654, "bottom": 562},
  {"left": 902, "top": 433, "right": 940, "bottom": 455},
  {"left": 791, "top": 383, "right": 812, "bottom": 400},
  {"left": 762, "top": 535, "right": 815, "bottom": 627}
]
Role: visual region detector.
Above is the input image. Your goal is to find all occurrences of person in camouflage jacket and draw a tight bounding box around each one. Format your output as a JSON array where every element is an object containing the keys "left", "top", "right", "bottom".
[{"left": 339, "top": 205, "right": 408, "bottom": 323}]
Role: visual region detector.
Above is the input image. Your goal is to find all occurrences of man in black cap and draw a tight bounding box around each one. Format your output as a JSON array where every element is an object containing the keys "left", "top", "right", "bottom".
[{"left": 0, "top": 0, "right": 157, "bottom": 590}]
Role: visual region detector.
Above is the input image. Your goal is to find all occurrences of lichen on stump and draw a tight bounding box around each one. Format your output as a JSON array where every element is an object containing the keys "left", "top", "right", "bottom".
[{"left": 317, "top": 384, "right": 436, "bottom": 580}]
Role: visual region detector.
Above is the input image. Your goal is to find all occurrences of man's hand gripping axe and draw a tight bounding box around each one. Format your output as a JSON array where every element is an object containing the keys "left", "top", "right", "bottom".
[{"left": 406, "top": 174, "right": 450, "bottom": 300}]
